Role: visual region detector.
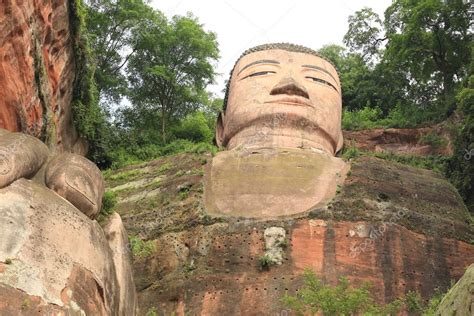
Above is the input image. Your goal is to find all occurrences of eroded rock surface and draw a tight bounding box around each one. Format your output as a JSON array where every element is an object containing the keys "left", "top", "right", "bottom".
[
  {"left": 204, "top": 148, "right": 348, "bottom": 218},
  {"left": 106, "top": 152, "right": 474, "bottom": 315},
  {"left": 0, "top": 0, "right": 84, "bottom": 153},
  {"left": 343, "top": 124, "right": 452, "bottom": 156},
  {"left": 45, "top": 153, "right": 105, "bottom": 218},
  {"left": 104, "top": 212, "right": 139, "bottom": 316},
  {"left": 436, "top": 264, "right": 474, "bottom": 315},
  {"left": 0, "top": 179, "right": 136, "bottom": 315},
  {"left": 263, "top": 227, "right": 286, "bottom": 265}
]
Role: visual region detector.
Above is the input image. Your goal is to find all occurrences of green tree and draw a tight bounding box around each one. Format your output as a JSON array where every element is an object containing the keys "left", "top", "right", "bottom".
[
  {"left": 318, "top": 45, "right": 371, "bottom": 111},
  {"left": 343, "top": 7, "right": 386, "bottom": 62},
  {"left": 127, "top": 12, "right": 219, "bottom": 143},
  {"left": 318, "top": 45, "right": 390, "bottom": 112},
  {"left": 85, "top": 0, "right": 154, "bottom": 104},
  {"left": 201, "top": 94, "right": 223, "bottom": 131},
  {"left": 70, "top": 0, "right": 111, "bottom": 167},
  {"left": 317, "top": 44, "right": 348, "bottom": 71},
  {"left": 446, "top": 70, "right": 474, "bottom": 213},
  {"left": 345, "top": 1, "right": 472, "bottom": 107},
  {"left": 172, "top": 111, "right": 213, "bottom": 143},
  {"left": 282, "top": 269, "right": 401, "bottom": 315},
  {"left": 384, "top": 0, "right": 472, "bottom": 104}
]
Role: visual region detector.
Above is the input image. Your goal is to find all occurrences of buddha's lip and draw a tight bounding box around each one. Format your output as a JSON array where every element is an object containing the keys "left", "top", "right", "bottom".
[{"left": 264, "top": 96, "right": 312, "bottom": 107}]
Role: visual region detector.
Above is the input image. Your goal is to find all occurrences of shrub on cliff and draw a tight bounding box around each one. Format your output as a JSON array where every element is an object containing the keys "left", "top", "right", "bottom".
[
  {"left": 282, "top": 269, "right": 402, "bottom": 315},
  {"left": 70, "top": 0, "right": 111, "bottom": 167},
  {"left": 107, "top": 139, "right": 218, "bottom": 169},
  {"left": 342, "top": 107, "right": 382, "bottom": 130},
  {"left": 445, "top": 73, "right": 474, "bottom": 213},
  {"left": 172, "top": 112, "right": 213, "bottom": 143}
]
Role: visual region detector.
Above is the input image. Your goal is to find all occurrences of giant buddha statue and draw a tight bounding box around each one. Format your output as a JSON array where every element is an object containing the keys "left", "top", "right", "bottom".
[
  {"left": 154, "top": 43, "right": 474, "bottom": 315},
  {"left": 205, "top": 43, "right": 349, "bottom": 217}
]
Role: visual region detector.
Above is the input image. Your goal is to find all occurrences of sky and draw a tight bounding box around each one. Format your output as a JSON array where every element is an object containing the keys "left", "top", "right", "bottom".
[{"left": 150, "top": 0, "right": 393, "bottom": 97}]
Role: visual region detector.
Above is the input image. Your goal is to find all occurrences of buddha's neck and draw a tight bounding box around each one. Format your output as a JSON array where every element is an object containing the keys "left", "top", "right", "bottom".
[{"left": 224, "top": 127, "right": 336, "bottom": 155}]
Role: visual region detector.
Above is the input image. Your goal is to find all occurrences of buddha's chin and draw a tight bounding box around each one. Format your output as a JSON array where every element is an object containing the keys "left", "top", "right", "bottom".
[{"left": 225, "top": 126, "right": 336, "bottom": 155}]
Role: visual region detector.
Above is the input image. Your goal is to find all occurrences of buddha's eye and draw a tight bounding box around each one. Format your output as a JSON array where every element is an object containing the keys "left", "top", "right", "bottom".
[
  {"left": 305, "top": 76, "right": 338, "bottom": 92},
  {"left": 242, "top": 71, "right": 276, "bottom": 80}
]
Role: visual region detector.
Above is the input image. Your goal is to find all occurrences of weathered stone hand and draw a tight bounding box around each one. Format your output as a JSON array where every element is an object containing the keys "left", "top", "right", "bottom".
[{"left": 0, "top": 128, "right": 104, "bottom": 218}]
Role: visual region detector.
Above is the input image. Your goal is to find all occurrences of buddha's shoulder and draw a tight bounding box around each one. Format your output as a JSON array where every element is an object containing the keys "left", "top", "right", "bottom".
[{"left": 315, "top": 156, "right": 472, "bottom": 242}]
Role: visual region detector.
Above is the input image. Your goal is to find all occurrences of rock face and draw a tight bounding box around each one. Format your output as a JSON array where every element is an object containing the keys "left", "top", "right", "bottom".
[
  {"left": 204, "top": 148, "right": 348, "bottom": 218},
  {"left": 0, "top": 179, "right": 136, "bottom": 315},
  {"left": 436, "top": 264, "right": 474, "bottom": 315},
  {"left": 0, "top": 0, "right": 84, "bottom": 153},
  {"left": 106, "top": 153, "right": 474, "bottom": 315},
  {"left": 0, "top": 1, "right": 137, "bottom": 314},
  {"left": 343, "top": 125, "right": 452, "bottom": 156},
  {"left": 103, "top": 212, "right": 139, "bottom": 316},
  {"left": 45, "top": 152, "right": 105, "bottom": 218}
]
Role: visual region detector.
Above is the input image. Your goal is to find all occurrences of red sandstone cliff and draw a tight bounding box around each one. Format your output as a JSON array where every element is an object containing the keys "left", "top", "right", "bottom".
[
  {"left": 0, "top": 0, "right": 85, "bottom": 153},
  {"left": 105, "top": 153, "right": 474, "bottom": 315},
  {"left": 343, "top": 122, "right": 454, "bottom": 157}
]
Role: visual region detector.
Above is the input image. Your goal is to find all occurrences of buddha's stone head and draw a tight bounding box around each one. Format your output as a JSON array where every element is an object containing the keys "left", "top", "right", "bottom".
[{"left": 216, "top": 43, "right": 343, "bottom": 155}]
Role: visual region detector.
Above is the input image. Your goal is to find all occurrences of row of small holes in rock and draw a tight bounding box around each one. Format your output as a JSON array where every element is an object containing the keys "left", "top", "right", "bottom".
[{"left": 188, "top": 287, "right": 299, "bottom": 297}]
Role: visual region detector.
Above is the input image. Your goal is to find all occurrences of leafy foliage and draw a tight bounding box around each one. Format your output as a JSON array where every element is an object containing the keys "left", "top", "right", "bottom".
[
  {"left": 145, "top": 307, "right": 158, "bottom": 316},
  {"left": 282, "top": 269, "right": 401, "bottom": 315},
  {"left": 341, "top": 144, "right": 447, "bottom": 173},
  {"left": 127, "top": 12, "right": 219, "bottom": 142},
  {"left": 419, "top": 132, "right": 447, "bottom": 149},
  {"left": 70, "top": 0, "right": 110, "bottom": 167},
  {"left": 101, "top": 190, "right": 117, "bottom": 212},
  {"left": 342, "top": 102, "right": 449, "bottom": 131},
  {"left": 97, "top": 190, "right": 117, "bottom": 222},
  {"left": 344, "top": 7, "right": 385, "bottom": 61},
  {"left": 282, "top": 270, "right": 451, "bottom": 315},
  {"left": 341, "top": 143, "right": 361, "bottom": 161},
  {"left": 107, "top": 139, "right": 218, "bottom": 170},
  {"left": 318, "top": 45, "right": 380, "bottom": 112},
  {"left": 405, "top": 290, "right": 423, "bottom": 312},
  {"left": 258, "top": 254, "right": 274, "bottom": 271},
  {"left": 86, "top": 0, "right": 154, "bottom": 104},
  {"left": 129, "top": 235, "right": 155, "bottom": 258},
  {"left": 384, "top": 0, "right": 471, "bottom": 102},
  {"left": 403, "top": 289, "right": 447, "bottom": 316},
  {"left": 172, "top": 111, "right": 213, "bottom": 143},
  {"left": 371, "top": 151, "right": 447, "bottom": 174},
  {"left": 78, "top": 1, "right": 221, "bottom": 169},
  {"left": 421, "top": 291, "right": 445, "bottom": 316},
  {"left": 446, "top": 72, "right": 474, "bottom": 212},
  {"left": 339, "top": 0, "right": 472, "bottom": 128},
  {"left": 342, "top": 107, "right": 383, "bottom": 130}
]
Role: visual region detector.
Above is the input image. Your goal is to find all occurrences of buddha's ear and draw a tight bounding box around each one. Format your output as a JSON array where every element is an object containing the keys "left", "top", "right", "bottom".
[
  {"left": 215, "top": 112, "right": 225, "bottom": 148},
  {"left": 335, "top": 131, "right": 344, "bottom": 154}
]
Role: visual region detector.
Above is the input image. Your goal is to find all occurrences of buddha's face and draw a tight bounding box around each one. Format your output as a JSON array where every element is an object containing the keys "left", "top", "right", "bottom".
[{"left": 216, "top": 49, "right": 343, "bottom": 155}]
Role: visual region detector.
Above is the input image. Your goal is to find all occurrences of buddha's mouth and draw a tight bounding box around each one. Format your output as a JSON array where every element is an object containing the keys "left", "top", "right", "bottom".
[{"left": 264, "top": 96, "right": 312, "bottom": 107}]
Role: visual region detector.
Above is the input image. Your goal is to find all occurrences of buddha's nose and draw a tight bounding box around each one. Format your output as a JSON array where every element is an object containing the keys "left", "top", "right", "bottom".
[{"left": 270, "top": 77, "right": 309, "bottom": 99}]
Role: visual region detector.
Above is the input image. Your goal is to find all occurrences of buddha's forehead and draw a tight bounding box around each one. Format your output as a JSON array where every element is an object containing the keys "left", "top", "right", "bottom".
[{"left": 233, "top": 49, "right": 339, "bottom": 83}]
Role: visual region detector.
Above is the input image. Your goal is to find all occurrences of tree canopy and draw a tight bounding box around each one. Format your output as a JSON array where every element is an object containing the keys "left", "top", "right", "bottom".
[
  {"left": 86, "top": 0, "right": 155, "bottom": 105},
  {"left": 343, "top": 0, "right": 472, "bottom": 111},
  {"left": 127, "top": 12, "right": 219, "bottom": 142}
]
